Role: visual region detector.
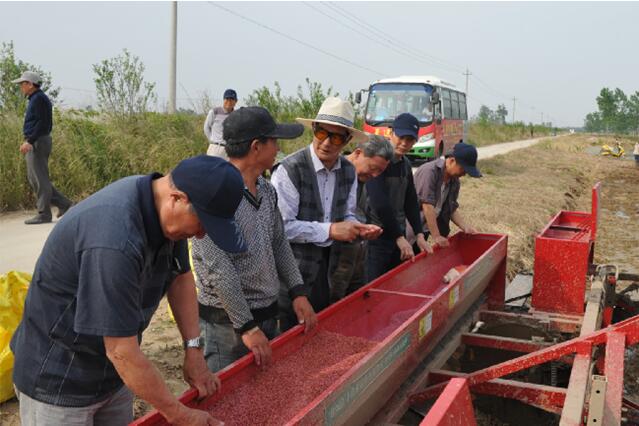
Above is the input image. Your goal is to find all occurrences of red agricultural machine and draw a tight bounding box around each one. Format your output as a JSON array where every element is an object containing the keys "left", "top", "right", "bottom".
[{"left": 133, "top": 182, "right": 639, "bottom": 426}]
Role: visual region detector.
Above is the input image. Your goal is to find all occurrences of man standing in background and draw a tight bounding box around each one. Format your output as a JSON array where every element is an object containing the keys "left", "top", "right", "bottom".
[
  {"left": 13, "top": 71, "right": 72, "bottom": 225},
  {"left": 204, "top": 88, "right": 238, "bottom": 159}
]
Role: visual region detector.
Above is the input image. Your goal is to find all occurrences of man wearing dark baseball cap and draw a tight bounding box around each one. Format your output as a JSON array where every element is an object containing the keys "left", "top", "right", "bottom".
[
  {"left": 192, "top": 106, "right": 318, "bottom": 371},
  {"left": 11, "top": 155, "right": 244, "bottom": 425},
  {"left": 204, "top": 88, "right": 239, "bottom": 159},
  {"left": 365, "top": 112, "right": 433, "bottom": 281},
  {"left": 413, "top": 142, "right": 482, "bottom": 248}
]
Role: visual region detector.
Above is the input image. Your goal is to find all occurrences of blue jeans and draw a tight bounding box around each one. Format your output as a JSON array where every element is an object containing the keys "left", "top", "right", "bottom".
[{"left": 200, "top": 317, "right": 279, "bottom": 372}]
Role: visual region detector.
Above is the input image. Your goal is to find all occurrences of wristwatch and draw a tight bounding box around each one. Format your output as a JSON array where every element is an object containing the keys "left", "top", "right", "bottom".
[{"left": 183, "top": 336, "right": 205, "bottom": 350}]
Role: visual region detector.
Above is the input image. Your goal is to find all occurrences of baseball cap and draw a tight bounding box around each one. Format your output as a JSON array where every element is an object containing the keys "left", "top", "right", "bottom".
[
  {"left": 223, "top": 106, "right": 304, "bottom": 144},
  {"left": 12, "top": 71, "right": 42, "bottom": 85},
  {"left": 171, "top": 155, "right": 246, "bottom": 252},
  {"left": 391, "top": 113, "right": 419, "bottom": 139},
  {"left": 452, "top": 142, "right": 482, "bottom": 178},
  {"left": 223, "top": 89, "right": 237, "bottom": 100}
]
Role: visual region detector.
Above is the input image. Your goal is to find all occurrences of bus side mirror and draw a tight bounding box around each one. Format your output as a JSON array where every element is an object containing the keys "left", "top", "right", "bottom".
[
  {"left": 355, "top": 91, "right": 362, "bottom": 104},
  {"left": 431, "top": 92, "right": 440, "bottom": 105}
]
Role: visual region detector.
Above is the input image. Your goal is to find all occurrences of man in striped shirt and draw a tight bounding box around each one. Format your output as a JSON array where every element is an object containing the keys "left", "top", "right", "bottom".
[{"left": 192, "top": 107, "right": 317, "bottom": 371}]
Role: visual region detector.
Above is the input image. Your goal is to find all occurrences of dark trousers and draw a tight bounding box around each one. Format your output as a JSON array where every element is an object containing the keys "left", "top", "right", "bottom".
[
  {"left": 366, "top": 238, "right": 402, "bottom": 282},
  {"left": 25, "top": 135, "right": 71, "bottom": 218},
  {"left": 329, "top": 241, "right": 367, "bottom": 303},
  {"left": 279, "top": 246, "right": 331, "bottom": 331}
]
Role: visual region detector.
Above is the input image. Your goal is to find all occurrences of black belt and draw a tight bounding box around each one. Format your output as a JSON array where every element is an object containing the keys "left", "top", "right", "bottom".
[{"left": 209, "top": 142, "right": 226, "bottom": 146}]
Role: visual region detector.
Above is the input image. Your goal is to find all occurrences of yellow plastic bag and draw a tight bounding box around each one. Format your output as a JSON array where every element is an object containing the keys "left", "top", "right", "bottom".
[{"left": 0, "top": 271, "right": 30, "bottom": 403}]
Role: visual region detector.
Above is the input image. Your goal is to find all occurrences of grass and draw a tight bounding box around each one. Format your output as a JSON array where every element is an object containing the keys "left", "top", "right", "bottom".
[
  {"left": 457, "top": 133, "right": 636, "bottom": 277},
  {"left": 0, "top": 109, "right": 556, "bottom": 212}
]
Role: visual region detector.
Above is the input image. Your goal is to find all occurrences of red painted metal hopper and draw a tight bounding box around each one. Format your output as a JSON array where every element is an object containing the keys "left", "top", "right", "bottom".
[{"left": 132, "top": 232, "right": 507, "bottom": 426}]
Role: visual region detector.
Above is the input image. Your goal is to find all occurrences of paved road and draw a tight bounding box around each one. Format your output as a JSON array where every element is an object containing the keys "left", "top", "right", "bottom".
[{"left": 0, "top": 136, "right": 553, "bottom": 274}]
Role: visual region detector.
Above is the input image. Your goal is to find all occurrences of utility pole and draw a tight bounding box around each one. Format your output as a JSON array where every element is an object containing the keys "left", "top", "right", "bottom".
[
  {"left": 541, "top": 112, "right": 544, "bottom": 126},
  {"left": 168, "top": 1, "right": 177, "bottom": 114},
  {"left": 463, "top": 68, "right": 471, "bottom": 97},
  {"left": 512, "top": 97, "right": 516, "bottom": 123}
]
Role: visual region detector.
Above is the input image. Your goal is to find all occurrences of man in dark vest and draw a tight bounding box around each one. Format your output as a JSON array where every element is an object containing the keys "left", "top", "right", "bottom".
[{"left": 271, "top": 97, "right": 382, "bottom": 330}]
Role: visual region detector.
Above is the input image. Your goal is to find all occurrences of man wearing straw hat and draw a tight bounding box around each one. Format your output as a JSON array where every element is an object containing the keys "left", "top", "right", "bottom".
[{"left": 271, "top": 97, "right": 382, "bottom": 330}]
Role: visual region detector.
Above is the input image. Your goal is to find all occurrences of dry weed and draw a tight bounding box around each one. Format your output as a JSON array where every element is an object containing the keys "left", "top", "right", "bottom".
[{"left": 458, "top": 134, "right": 623, "bottom": 277}]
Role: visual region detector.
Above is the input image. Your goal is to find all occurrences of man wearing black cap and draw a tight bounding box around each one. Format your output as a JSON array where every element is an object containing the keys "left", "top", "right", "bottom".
[
  {"left": 204, "top": 88, "right": 238, "bottom": 159},
  {"left": 414, "top": 142, "right": 482, "bottom": 247},
  {"left": 192, "top": 107, "right": 317, "bottom": 372},
  {"left": 11, "top": 156, "right": 244, "bottom": 425},
  {"left": 366, "top": 113, "right": 433, "bottom": 281}
]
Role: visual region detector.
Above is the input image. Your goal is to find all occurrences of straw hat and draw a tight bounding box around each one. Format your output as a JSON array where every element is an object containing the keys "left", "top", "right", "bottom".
[{"left": 296, "top": 97, "right": 369, "bottom": 144}]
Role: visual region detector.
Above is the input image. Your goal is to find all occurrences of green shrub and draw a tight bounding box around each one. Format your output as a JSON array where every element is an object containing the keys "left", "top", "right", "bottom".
[{"left": 0, "top": 111, "right": 207, "bottom": 211}]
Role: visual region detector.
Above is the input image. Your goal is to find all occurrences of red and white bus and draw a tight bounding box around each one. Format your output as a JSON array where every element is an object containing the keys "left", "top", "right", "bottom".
[{"left": 356, "top": 76, "right": 468, "bottom": 161}]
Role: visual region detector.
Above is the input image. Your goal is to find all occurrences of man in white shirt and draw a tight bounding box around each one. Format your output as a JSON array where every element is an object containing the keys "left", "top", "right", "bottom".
[
  {"left": 271, "top": 97, "right": 382, "bottom": 330},
  {"left": 203, "top": 89, "right": 237, "bottom": 159}
]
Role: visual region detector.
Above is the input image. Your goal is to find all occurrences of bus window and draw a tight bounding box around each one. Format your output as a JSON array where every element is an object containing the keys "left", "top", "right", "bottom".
[
  {"left": 365, "top": 83, "right": 433, "bottom": 125},
  {"left": 442, "top": 89, "right": 452, "bottom": 118},
  {"left": 451, "top": 91, "right": 460, "bottom": 119},
  {"left": 459, "top": 93, "right": 468, "bottom": 120}
]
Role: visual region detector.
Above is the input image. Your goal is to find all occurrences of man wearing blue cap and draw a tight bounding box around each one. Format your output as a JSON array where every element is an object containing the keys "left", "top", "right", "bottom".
[
  {"left": 414, "top": 142, "right": 482, "bottom": 247},
  {"left": 204, "top": 88, "right": 238, "bottom": 159},
  {"left": 366, "top": 113, "right": 433, "bottom": 281},
  {"left": 11, "top": 155, "right": 244, "bottom": 426}
]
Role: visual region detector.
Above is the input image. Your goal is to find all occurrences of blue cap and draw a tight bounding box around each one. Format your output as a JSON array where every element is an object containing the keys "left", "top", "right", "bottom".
[
  {"left": 223, "top": 89, "right": 237, "bottom": 100},
  {"left": 172, "top": 156, "right": 246, "bottom": 252},
  {"left": 391, "top": 113, "right": 419, "bottom": 139},
  {"left": 452, "top": 142, "right": 482, "bottom": 178}
]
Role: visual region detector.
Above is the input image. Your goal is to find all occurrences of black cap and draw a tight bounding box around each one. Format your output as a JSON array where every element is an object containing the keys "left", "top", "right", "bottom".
[
  {"left": 223, "top": 89, "right": 237, "bottom": 100},
  {"left": 223, "top": 106, "right": 304, "bottom": 145},
  {"left": 452, "top": 142, "right": 482, "bottom": 178},
  {"left": 172, "top": 155, "right": 246, "bottom": 252},
  {"left": 391, "top": 113, "right": 420, "bottom": 139}
]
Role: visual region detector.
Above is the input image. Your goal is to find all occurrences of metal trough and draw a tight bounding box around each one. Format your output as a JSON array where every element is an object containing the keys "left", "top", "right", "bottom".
[{"left": 131, "top": 232, "right": 507, "bottom": 426}]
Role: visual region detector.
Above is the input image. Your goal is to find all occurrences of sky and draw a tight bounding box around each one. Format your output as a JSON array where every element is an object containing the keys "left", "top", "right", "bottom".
[{"left": 1, "top": 1, "right": 638, "bottom": 127}]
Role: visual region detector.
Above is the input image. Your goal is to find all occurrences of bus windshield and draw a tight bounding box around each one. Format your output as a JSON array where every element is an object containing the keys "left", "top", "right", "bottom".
[{"left": 365, "top": 83, "right": 433, "bottom": 126}]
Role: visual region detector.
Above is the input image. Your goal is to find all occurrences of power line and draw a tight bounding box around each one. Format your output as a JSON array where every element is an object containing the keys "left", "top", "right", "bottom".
[
  {"left": 324, "top": 1, "right": 464, "bottom": 74},
  {"left": 303, "top": 2, "right": 464, "bottom": 76},
  {"left": 206, "top": 1, "right": 386, "bottom": 77}
]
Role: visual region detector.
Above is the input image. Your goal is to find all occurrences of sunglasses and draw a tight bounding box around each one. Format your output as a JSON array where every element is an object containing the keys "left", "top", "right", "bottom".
[{"left": 313, "top": 124, "right": 352, "bottom": 146}]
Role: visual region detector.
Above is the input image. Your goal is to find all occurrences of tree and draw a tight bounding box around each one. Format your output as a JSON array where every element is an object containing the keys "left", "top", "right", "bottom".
[
  {"left": 244, "top": 78, "right": 338, "bottom": 123},
  {"left": 495, "top": 104, "right": 508, "bottom": 125},
  {"left": 584, "top": 112, "right": 603, "bottom": 132},
  {"left": 92, "top": 49, "right": 156, "bottom": 115},
  {"left": 0, "top": 41, "right": 59, "bottom": 113},
  {"left": 477, "top": 105, "right": 493, "bottom": 124}
]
